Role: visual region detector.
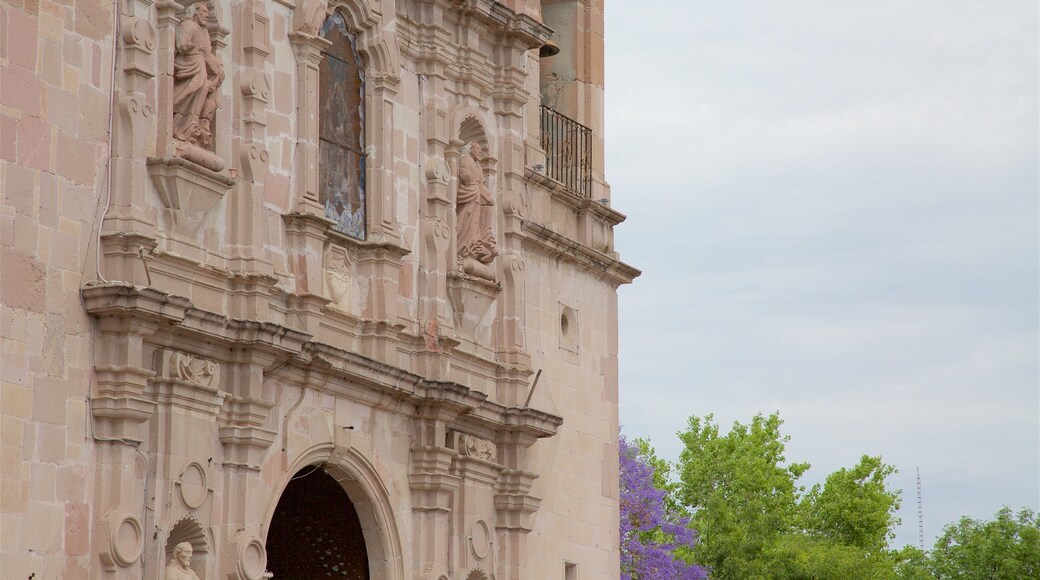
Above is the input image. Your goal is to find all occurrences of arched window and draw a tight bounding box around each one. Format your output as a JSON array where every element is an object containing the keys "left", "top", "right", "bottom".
[{"left": 319, "top": 12, "right": 366, "bottom": 240}]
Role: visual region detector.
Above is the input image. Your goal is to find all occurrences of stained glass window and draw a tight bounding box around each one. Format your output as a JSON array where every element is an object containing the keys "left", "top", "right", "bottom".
[{"left": 319, "top": 12, "right": 366, "bottom": 240}]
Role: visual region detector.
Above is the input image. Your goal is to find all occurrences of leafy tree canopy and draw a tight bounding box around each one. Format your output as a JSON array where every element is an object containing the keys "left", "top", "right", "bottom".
[
  {"left": 675, "top": 412, "right": 901, "bottom": 579},
  {"left": 624, "top": 412, "right": 1039, "bottom": 579},
  {"left": 929, "top": 506, "right": 1040, "bottom": 579}
]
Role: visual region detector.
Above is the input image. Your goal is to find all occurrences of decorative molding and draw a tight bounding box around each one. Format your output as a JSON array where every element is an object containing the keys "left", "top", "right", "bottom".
[{"left": 521, "top": 220, "right": 640, "bottom": 285}]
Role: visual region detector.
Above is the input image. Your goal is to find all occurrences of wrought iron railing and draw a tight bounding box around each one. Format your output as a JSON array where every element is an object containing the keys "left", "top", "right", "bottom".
[{"left": 540, "top": 105, "right": 592, "bottom": 198}]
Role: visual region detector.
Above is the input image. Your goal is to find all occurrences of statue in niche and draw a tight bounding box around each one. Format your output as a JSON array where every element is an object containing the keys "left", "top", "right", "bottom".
[
  {"left": 164, "top": 542, "right": 200, "bottom": 580},
  {"left": 172, "top": 2, "right": 224, "bottom": 154},
  {"left": 456, "top": 142, "right": 498, "bottom": 280}
]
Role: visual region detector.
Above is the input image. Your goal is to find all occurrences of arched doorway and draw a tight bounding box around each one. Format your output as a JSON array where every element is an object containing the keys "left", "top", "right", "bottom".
[{"left": 267, "top": 467, "right": 369, "bottom": 579}]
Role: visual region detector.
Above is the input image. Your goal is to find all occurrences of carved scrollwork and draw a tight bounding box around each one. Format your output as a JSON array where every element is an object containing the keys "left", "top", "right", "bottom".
[
  {"left": 240, "top": 143, "right": 270, "bottom": 183},
  {"left": 169, "top": 352, "right": 221, "bottom": 388},
  {"left": 240, "top": 70, "right": 271, "bottom": 102},
  {"left": 121, "top": 17, "right": 156, "bottom": 52},
  {"left": 425, "top": 157, "right": 452, "bottom": 184},
  {"left": 459, "top": 434, "right": 496, "bottom": 462}
]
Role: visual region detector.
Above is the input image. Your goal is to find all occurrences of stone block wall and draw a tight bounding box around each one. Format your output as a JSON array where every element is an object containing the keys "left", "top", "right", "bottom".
[{"left": 1, "top": 0, "right": 115, "bottom": 577}]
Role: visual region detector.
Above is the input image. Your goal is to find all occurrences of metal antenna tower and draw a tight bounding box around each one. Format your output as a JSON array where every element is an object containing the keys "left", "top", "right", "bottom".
[{"left": 916, "top": 467, "right": 925, "bottom": 550}]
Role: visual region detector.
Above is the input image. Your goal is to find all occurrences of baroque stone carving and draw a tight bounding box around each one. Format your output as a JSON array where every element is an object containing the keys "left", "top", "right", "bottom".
[
  {"left": 165, "top": 541, "right": 201, "bottom": 580},
  {"left": 325, "top": 247, "right": 351, "bottom": 310},
  {"left": 459, "top": 433, "right": 496, "bottom": 462},
  {"left": 173, "top": 2, "right": 225, "bottom": 171},
  {"left": 169, "top": 352, "right": 220, "bottom": 388},
  {"left": 456, "top": 142, "right": 498, "bottom": 280}
]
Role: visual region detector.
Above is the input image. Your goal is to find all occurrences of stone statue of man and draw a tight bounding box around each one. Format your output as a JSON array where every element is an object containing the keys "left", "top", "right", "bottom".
[
  {"left": 172, "top": 2, "right": 224, "bottom": 149},
  {"left": 456, "top": 142, "right": 498, "bottom": 278},
  {"left": 165, "top": 542, "right": 200, "bottom": 580}
]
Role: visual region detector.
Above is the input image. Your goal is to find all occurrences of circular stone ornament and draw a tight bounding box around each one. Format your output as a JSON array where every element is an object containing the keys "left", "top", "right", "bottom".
[
  {"left": 469, "top": 519, "right": 491, "bottom": 560},
  {"left": 238, "top": 537, "right": 268, "bottom": 580},
  {"left": 177, "top": 461, "right": 208, "bottom": 509},
  {"left": 109, "top": 511, "right": 144, "bottom": 567}
]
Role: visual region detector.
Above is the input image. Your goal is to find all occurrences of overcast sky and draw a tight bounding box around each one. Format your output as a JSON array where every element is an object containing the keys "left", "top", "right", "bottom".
[{"left": 606, "top": 1, "right": 1039, "bottom": 548}]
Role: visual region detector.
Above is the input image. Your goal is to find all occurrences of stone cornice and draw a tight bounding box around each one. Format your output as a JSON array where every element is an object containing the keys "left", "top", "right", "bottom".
[
  {"left": 82, "top": 282, "right": 312, "bottom": 359},
  {"left": 81, "top": 282, "right": 562, "bottom": 440},
  {"left": 520, "top": 222, "right": 641, "bottom": 285},
  {"left": 399, "top": 0, "right": 552, "bottom": 66}
]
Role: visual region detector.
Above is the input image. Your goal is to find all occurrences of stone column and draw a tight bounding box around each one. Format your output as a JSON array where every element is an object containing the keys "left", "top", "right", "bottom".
[
  {"left": 494, "top": 431, "right": 541, "bottom": 580},
  {"left": 409, "top": 405, "right": 462, "bottom": 579},
  {"left": 284, "top": 31, "right": 336, "bottom": 336},
  {"left": 225, "top": 0, "right": 276, "bottom": 304}
]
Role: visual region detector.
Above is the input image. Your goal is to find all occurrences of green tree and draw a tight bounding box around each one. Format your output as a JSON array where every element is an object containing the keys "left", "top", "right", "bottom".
[
  {"left": 675, "top": 412, "right": 903, "bottom": 579},
  {"left": 892, "top": 546, "right": 931, "bottom": 580},
  {"left": 802, "top": 454, "right": 901, "bottom": 552},
  {"left": 929, "top": 506, "right": 1040, "bottom": 579}
]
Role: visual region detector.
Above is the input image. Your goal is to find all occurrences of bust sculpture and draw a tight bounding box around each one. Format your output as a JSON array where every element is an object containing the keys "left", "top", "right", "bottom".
[
  {"left": 172, "top": 2, "right": 224, "bottom": 151},
  {"left": 455, "top": 142, "right": 498, "bottom": 279},
  {"left": 165, "top": 542, "right": 200, "bottom": 580}
]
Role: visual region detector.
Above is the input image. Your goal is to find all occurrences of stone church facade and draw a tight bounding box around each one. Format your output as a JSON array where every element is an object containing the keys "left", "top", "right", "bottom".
[{"left": 0, "top": 0, "right": 638, "bottom": 578}]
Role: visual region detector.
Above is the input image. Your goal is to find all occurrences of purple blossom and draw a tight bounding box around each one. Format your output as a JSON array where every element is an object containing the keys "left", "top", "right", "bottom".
[{"left": 620, "top": 434, "right": 708, "bottom": 579}]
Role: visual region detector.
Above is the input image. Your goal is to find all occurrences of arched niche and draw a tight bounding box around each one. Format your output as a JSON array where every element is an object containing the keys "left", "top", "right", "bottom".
[
  {"left": 163, "top": 514, "right": 211, "bottom": 579},
  {"left": 264, "top": 445, "right": 405, "bottom": 580}
]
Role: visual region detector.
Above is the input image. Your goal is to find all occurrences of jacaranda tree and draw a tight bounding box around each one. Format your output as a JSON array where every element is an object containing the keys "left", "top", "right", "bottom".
[{"left": 619, "top": 433, "right": 707, "bottom": 579}]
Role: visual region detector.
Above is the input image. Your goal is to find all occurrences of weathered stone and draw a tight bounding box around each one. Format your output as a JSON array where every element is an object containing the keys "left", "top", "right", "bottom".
[{"left": 4, "top": 2, "right": 638, "bottom": 580}]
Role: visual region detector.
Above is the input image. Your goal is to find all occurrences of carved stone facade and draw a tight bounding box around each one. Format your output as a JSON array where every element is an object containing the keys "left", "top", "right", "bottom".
[{"left": 1, "top": 1, "right": 636, "bottom": 579}]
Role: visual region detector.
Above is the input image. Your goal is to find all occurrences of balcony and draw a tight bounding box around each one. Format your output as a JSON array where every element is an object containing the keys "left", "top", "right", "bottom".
[{"left": 539, "top": 105, "right": 592, "bottom": 198}]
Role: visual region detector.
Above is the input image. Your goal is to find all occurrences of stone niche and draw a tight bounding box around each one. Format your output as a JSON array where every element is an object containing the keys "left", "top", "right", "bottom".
[
  {"left": 148, "top": 0, "right": 235, "bottom": 255},
  {"left": 162, "top": 515, "right": 210, "bottom": 579},
  {"left": 448, "top": 118, "right": 502, "bottom": 351}
]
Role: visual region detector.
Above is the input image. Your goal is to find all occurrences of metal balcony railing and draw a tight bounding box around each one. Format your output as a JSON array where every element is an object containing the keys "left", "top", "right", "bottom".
[{"left": 540, "top": 105, "right": 592, "bottom": 198}]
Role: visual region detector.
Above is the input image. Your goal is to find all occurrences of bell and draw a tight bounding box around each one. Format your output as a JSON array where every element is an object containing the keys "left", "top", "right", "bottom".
[{"left": 539, "top": 40, "right": 560, "bottom": 58}]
